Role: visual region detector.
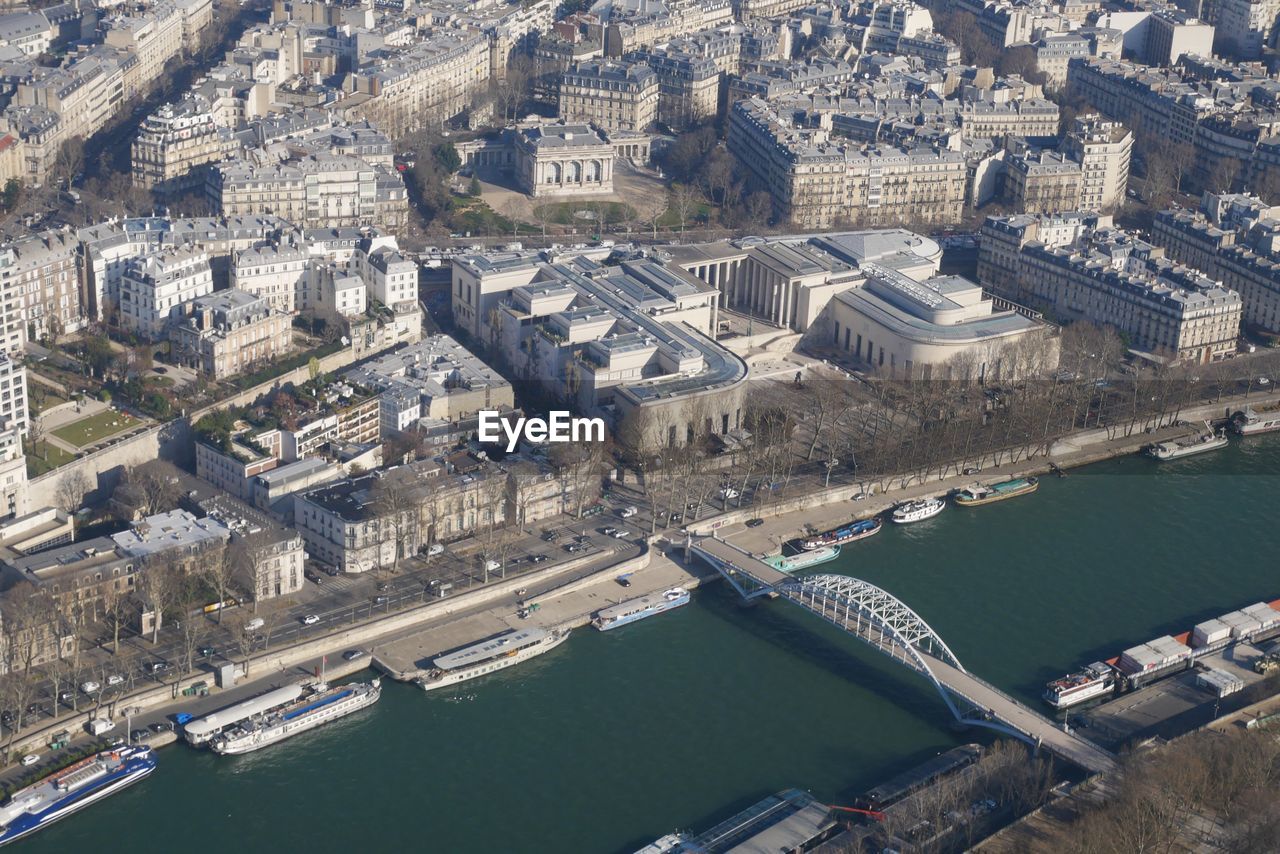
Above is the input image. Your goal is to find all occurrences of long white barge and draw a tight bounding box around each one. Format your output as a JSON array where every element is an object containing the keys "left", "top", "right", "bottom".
[{"left": 417, "top": 627, "right": 570, "bottom": 691}]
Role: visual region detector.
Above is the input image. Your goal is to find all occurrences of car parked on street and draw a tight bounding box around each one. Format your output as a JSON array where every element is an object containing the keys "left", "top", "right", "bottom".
[
  {"left": 20, "top": 754, "right": 39, "bottom": 766},
  {"left": 619, "top": 506, "right": 637, "bottom": 518},
  {"left": 106, "top": 674, "right": 124, "bottom": 686},
  {"left": 80, "top": 681, "right": 100, "bottom": 694},
  {"left": 745, "top": 518, "right": 764, "bottom": 528},
  {"left": 342, "top": 650, "right": 367, "bottom": 662}
]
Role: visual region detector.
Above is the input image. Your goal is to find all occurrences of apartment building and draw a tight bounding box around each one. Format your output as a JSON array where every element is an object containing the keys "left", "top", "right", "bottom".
[
  {"left": 0, "top": 228, "right": 82, "bottom": 351},
  {"left": 131, "top": 95, "right": 231, "bottom": 194},
  {"left": 198, "top": 494, "right": 305, "bottom": 601},
  {"left": 346, "top": 31, "right": 490, "bottom": 139},
  {"left": 344, "top": 333, "right": 515, "bottom": 441},
  {"left": 196, "top": 435, "right": 279, "bottom": 501},
  {"left": 1061, "top": 114, "right": 1133, "bottom": 211},
  {"left": 0, "top": 12, "right": 53, "bottom": 57},
  {"left": 1213, "top": 0, "right": 1280, "bottom": 60},
  {"left": 629, "top": 48, "right": 719, "bottom": 131},
  {"left": 230, "top": 242, "right": 311, "bottom": 314},
  {"left": 0, "top": 356, "right": 25, "bottom": 439},
  {"left": 79, "top": 215, "right": 289, "bottom": 323},
  {"left": 211, "top": 153, "right": 407, "bottom": 230},
  {"left": 1004, "top": 150, "right": 1083, "bottom": 214},
  {"left": 1151, "top": 203, "right": 1280, "bottom": 336},
  {"left": 293, "top": 462, "right": 509, "bottom": 572},
  {"left": 727, "top": 98, "right": 966, "bottom": 230},
  {"left": 958, "top": 98, "right": 1060, "bottom": 142},
  {"left": 0, "top": 425, "right": 28, "bottom": 519},
  {"left": 979, "top": 215, "right": 1242, "bottom": 363},
  {"left": 1066, "top": 57, "right": 1221, "bottom": 148},
  {"left": 352, "top": 235, "right": 416, "bottom": 308},
  {"left": 559, "top": 60, "right": 659, "bottom": 132},
  {"left": 169, "top": 289, "right": 292, "bottom": 380},
  {"left": 118, "top": 245, "right": 213, "bottom": 340}
]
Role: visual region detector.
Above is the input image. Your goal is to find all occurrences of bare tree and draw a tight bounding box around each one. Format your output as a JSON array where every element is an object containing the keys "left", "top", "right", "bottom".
[
  {"left": 201, "top": 545, "right": 238, "bottom": 624},
  {"left": 136, "top": 557, "right": 178, "bottom": 643},
  {"left": 55, "top": 468, "right": 92, "bottom": 514},
  {"left": 371, "top": 473, "right": 420, "bottom": 576}
]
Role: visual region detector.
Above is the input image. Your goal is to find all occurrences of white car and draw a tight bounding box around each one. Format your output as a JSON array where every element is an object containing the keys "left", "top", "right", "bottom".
[
  {"left": 618, "top": 506, "right": 637, "bottom": 518},
  {"left": 301, "top": 614, "right": 320, "bottom": 626},
  {"left": 718, "top": 488, "right": 740, "bottom": 500},
  {"left": 20, "top": 754, "right": 39, "bottom": 766},
  {"left": 612, "top": 529, "right": 629, "bottom": 539},
  {"left": 426, "top": 543, "right": 444, "bottom": 557},
  {"left": 106, "top": 674, "right": 124, "bottom": 687},
  {"left": 80, "top": 680, "right": 100, "bottom": 694},
  {"left": 483, "top": 559, "right": 501, "bottom": 572}
]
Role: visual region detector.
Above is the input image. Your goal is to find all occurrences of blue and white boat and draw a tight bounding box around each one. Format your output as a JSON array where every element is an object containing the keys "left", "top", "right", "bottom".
[
  {"left": 592, "top": 587, "right": 690, "bottom": 631},
  {"left": 0, "top": 745, "right": 156, "bottom": 847},
  {"left": 801, "top": 518, "right": 882, "bottom": 550}
]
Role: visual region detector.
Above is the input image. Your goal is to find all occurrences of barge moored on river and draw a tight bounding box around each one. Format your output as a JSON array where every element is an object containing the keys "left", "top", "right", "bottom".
[
  {"left": 801, "top": 518, "right": 881, "bottom": 550},
  {"left": 953, "top": 477, "right": 1038, "bottom": 506},
  {"left": 1043, "top": 597, "right": 1280, "bottom": 709},
  {"left": 762, "top": 546, "right": 841, "bottom": 574},
  {"left": 593, "top": 588, "right": 689, "bottom": 631},
  {"left": 210, "top": 680, "right": 381, "bottom": 755},
  {"left": 417, "top": 628, "right": 570, "bottom": 691}
]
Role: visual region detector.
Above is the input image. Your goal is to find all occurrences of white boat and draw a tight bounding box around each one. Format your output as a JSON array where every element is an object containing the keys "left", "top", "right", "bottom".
[
  {"left": 210, "top": 680, "right": 381, "bottom": 755},
  {"left": 1232, "top": 407, "right": 1280, "bottom": 436},
  {"left": 1043, "top": 663, "right": 1116, "bottom": 709},
  {"left": 1147, "top": 424, "right": 1228, "bottom": 460},
  {"left": 890, "top": 497, "right": 946, "bottom": 524},
  {"left": 592, "top": 588, "right": 689, "bottom": 631},
  {"left": 417, "top": 628, "right": 570, "bottom": 691}
]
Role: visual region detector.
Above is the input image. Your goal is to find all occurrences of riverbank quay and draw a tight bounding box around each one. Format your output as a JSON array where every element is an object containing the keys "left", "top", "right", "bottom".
[
  {"left": 373, "top": 541, "right": 718, "bottom": 680},
  {"left": 683, "top": 391, "right": 1280, "bottom": 554},
  {"left": 0, "top": 542, "right": 649, "bottom": 768}
]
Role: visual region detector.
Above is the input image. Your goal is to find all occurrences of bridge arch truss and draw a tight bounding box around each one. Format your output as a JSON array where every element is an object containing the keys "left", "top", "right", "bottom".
[{"left": 775, "top": 574, "right": 1032, "bottom": 741}]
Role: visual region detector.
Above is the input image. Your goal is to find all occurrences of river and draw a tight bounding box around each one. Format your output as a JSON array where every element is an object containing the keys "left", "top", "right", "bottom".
[{"left": 21, "top": 438, "right": 1280, "bottom": 853}]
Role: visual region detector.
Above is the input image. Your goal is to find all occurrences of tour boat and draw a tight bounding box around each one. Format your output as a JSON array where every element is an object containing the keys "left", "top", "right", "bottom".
[{"left": 890, "top": 498, "right": 946, "bottom": 524}]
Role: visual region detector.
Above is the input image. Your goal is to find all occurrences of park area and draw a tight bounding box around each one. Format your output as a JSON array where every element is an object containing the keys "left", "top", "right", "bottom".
[
  {"left": 25, "top": 440, "right": 75, "bottom": 476},
  {"left": 50, "top": 408, "right": 144, "bottom": 449}
]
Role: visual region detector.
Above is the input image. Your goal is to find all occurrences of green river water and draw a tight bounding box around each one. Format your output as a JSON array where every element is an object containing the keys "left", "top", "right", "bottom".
[{"left": 20, "top": 438, "right": 1280, "bottom": 853}]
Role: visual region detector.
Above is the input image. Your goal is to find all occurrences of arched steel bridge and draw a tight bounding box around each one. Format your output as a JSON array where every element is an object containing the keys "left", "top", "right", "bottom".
[{"left": 688, "top": 535, "right": 1117, "bottom": 775}]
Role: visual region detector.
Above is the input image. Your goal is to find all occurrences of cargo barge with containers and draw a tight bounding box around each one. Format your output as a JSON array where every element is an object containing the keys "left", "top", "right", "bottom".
[{"left": 1043, "top": 598, "right": 1280, "bottom": 709}]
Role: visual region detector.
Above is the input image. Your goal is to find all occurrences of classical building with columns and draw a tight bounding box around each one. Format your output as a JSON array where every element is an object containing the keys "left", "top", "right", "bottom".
[
  {"left": 456, "top": 120, "right": 650, "bottom": 198},
  {"left": 667, "top": 230, "right": 1057, "bottom": 380},
  {"left": 515, "top": 122, "right": 614, "bottom": 197}
]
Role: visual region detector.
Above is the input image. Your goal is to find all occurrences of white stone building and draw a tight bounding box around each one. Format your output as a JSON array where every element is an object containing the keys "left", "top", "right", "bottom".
[{"left": 118, "top": 246, "right": 214, "bottom": 340}]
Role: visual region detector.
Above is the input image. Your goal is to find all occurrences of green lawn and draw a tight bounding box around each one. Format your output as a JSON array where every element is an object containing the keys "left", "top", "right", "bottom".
[
  {"left": 50, "top": 409, "right": 143, "bottom": 449},
  {"left": 29, "top": 385, "right": 69, "bottom": 414},
  {"left": 534, "top": 201, "right": 637, "bottom": 227},
  {"left": 25, "top": 441, "right": 76, "bottom": 476}
]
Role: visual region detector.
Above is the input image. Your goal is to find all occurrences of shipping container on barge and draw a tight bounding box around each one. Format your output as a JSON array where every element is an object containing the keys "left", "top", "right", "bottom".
[{"left": 1043, "top": 597, "right": 1280, "bottom": 708}]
